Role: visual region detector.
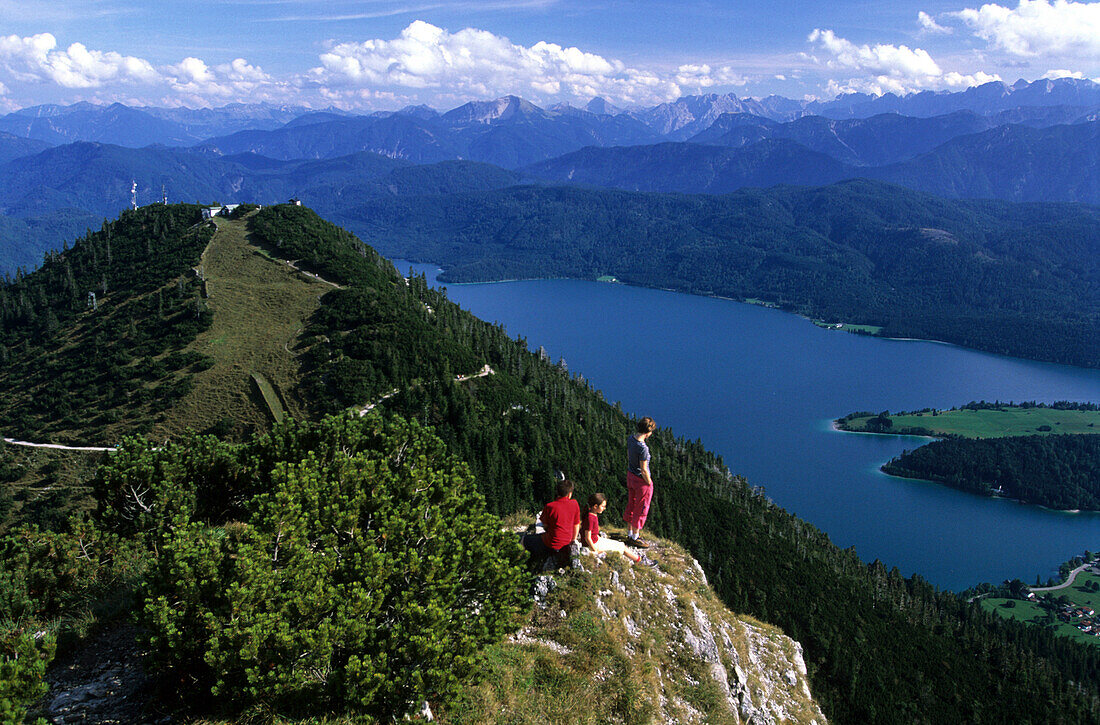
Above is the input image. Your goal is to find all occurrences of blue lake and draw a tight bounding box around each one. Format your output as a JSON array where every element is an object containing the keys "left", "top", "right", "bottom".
[{"left": 398, "top": 261, "right": 1100, "bottom": 591}]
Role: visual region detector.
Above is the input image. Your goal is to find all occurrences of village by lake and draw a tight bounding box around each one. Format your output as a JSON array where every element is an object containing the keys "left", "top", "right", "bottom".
[{"left": 397, "top": 261, "right": 1100, "bottom": 592}]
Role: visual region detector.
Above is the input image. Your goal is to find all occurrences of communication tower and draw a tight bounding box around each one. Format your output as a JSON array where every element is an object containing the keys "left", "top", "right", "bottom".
[{"left": 130, "top": 180, "right": 138, "bottom": 210}]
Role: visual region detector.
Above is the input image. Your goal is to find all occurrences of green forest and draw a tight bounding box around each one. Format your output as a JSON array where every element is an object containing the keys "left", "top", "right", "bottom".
[
  {"left": 3, "top": 204, "right": 1100, "bottom": 723},
  {"left": 0, "top": 204, "right": 214, "bottom": 444},
  {"left": 884, "top": 434, "right": 1100, "bottom": 510},
  {"left": 338, "top": 179, "right": 1100, "bottom": 368}
]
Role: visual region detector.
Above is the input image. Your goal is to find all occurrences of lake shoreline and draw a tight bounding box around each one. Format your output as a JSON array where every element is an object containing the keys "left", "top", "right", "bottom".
[
  {"left": 397, "top": 257, "right": 1100, "bottom": 592},
  {"left": 406, "top": 261, "right": 1093, "bottom": 372}
]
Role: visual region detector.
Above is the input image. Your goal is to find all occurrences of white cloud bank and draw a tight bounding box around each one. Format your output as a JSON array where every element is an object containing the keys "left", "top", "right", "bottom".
[
  {"left": 808, "top": 28, "right": 1000, "bottom": 95},
  {"left": 307, "top": 21, "right": 741, "bottom": 106},
  {"left": 0, "top": 33, "right": 157, "bottom": 89},
  {"left": 0, "top": 22, "right": 754, "bottom": 109},
  {"left": 0, "top": 32, "right": 280, "bottom": 106},
  {"left": 953, "top": 0, "right": 1100, "bottom": 57}
]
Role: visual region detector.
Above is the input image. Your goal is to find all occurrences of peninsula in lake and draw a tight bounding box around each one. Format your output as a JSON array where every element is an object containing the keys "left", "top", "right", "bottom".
[{"left": 837, "top": 402, "right": 1100, "bottom": 510}]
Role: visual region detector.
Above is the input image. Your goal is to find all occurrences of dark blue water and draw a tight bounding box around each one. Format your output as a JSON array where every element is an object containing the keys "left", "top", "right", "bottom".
[{"left": 398, "top": 262, "right": 1100, "bottom": 591}]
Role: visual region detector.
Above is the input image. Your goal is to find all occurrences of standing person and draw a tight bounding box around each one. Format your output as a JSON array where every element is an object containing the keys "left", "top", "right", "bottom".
[
  {"left": 624, "top": 416, "right": 656, "bottom": 548},
  {"left": 522, "top": 478, "right": 581, "bottom": 567}
]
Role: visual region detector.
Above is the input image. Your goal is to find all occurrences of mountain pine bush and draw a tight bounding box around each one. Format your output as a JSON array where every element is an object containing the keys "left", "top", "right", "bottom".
[
  {"left": 0, "top": 630, "right": 54, "bottom": 725},
  {"left": 127, "top": 413, "right": 528, "bottom": 718}
]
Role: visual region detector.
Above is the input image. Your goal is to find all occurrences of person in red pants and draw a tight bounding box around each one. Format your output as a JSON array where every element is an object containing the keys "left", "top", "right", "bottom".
[{"left": 624, "top": 416, "right": 656, "bottom": 548}]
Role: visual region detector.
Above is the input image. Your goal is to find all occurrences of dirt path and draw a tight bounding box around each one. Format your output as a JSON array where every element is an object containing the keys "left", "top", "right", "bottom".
[
  {"left": 357, "top": 364, "right": 494, "bottom": 416},
  {"left": 283, "top": 258, "right": 343, "bottom": 289},
  {"left": 3, "top": 437, "right": 115, "bottom": 452}
]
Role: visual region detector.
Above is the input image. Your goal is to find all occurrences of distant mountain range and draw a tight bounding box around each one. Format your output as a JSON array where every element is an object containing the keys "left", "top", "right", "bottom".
[
  {"left": 0, "top": 143, "right": 522, "bottom": 220},
  {"left": 0, "top": 101, "right": 341, "bottom": 147},
  {"left": 0, "top": 76, "right": 1097, "bottom": 273},
  {"left": 524, "top": 121, "right": 1100, "bottom": 204},
  {"left": 0, "top": 78, "right": 1095, "bottom": 153},
  {"left": 686, "top": 108, "right": 1093, "bottom": 165},
  {"left": 195, "top": 95, "right": 660, "bottom": 167}
]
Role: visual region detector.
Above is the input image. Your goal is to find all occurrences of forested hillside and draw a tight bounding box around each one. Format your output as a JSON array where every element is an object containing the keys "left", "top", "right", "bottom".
[
  {"left": 340, "top": 180, "right": 1100, "bottom": 368},
  {"left": 3, "top": 204, "right": 1100, "bottom": 723},
  {"left": 0, "top": 204, "right": 214, "bottom": 443},
  {"left": 243, "top": 206, "right": 1100, "bottom": 721}
]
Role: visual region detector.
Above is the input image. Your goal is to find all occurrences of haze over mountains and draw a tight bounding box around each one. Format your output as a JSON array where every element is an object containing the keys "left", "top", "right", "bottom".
[{"left": 1, "top": 76, "right": 1097, "bottom": 280}]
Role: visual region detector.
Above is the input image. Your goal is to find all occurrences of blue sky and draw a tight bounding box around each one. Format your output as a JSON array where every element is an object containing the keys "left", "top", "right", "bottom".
[{"left": 0, "top": 0, "right": 1098, "bottom": 110}]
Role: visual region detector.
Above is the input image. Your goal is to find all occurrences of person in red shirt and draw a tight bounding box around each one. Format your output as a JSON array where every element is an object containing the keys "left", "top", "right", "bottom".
[
  {"left": 580, "top": 493, "right": 644, "bottom": 564},
  {"left": 522, "top": 479, "right": 581, "bottom": 567}
]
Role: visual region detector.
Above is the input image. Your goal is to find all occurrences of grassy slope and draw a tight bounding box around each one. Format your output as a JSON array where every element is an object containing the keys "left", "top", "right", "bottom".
[
  {"left": 840, "top": 406, "right": 1100, "bottom": 438},
  {"left": 1, "top": 213, "right": 332, "bottom": 533},
  {"left": 0, "top": 445, "right": 105, "bottom": 534},
  {"left": 982, "top": 570, "right": 1100, "bottom": 648},
  {"left": 157, "top": 215, "right": 327, "bottom": 438}
]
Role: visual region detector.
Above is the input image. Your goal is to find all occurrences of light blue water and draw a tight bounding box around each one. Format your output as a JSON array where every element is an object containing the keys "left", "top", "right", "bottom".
[{"left": 397, "top": 261, "right": 1100, "bottom": 591}]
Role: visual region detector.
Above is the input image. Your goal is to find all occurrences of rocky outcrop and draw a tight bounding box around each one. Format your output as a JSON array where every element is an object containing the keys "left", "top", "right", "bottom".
[{"left": 502, "top": 535, "right": 826, "bottom": 724}]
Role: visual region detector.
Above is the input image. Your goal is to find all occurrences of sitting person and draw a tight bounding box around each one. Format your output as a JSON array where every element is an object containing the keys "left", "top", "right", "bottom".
[
  {"left": 580, "top": 493, "right": 652, "bottom": 565},
  {"left": 522, "top": 478, "right": 581, "bottom": 568}
]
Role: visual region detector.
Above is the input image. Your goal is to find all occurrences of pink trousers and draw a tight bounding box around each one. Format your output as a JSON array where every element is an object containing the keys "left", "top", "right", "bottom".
[{"left": 624, "top": 472, "right": 653, "bottom": 531}]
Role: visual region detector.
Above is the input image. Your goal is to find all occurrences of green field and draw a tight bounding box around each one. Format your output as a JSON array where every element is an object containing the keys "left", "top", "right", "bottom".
[
  {"left": 840, "top": 406, "right": 1100, "bottom": 438},
  {"left": 812, "top": 320, "right": 884, "bottom": 334},
  {"left": 981, "top": 571, "right": 1100, "bottom": 647},
  {"left": 161, "top": 215, "right": 326, "bottom": 438}
]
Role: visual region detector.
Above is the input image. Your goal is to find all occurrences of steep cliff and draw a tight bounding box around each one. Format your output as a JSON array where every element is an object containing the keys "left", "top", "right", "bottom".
[{"left": 448, "top": 534, "right": 825, "bottom": 724}]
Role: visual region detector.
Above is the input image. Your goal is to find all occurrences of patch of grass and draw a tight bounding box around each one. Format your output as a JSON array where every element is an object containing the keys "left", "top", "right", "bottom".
[
  {"left": 842, "top": 406, "right": 1100, "bottom": 438},
  {"left": 159, "top": 217, "right": 327, "bottom": 439},
  {"left": 812, "top": 320, "right": 883, "bottom": 334},
  {"left": 0, "top": 445, "right": 103, "bottom": 532},
  {"left": 981, "top": 597, "right": 1100, "bottom": 646}
]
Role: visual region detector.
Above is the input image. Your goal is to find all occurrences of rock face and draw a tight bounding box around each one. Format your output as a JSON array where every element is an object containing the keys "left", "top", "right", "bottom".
[
  {"left": 505, "top": 535, "right": 826, "bottom": 724},
  {"left": 42, "top": 624, "right": 170, "bottom": 724}
]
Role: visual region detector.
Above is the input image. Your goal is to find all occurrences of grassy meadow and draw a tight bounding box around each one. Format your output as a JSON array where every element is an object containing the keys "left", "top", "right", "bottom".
[
  {"left": 158, "top": 215, "right": 327, "bottom": 439},
  {"left": 840, "top": 406, "right": 1100, "bottom": 438}
]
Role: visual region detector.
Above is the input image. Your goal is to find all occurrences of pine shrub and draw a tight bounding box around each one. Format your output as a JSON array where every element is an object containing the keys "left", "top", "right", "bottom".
[{"left": 128, "top": 413, "right": 528, "bottom": 718}]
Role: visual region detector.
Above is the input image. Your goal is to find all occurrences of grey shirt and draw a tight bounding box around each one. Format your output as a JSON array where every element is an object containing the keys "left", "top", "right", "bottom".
[{"left": 627, "top": 435, "right": 650, "bottom": 477}]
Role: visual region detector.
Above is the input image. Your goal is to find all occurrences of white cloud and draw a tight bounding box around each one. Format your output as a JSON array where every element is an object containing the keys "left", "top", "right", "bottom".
[
  {"left": 164, "top": 56, "right": 275, "bottom": 99},
  {"left": 918, "top": 11, "right": 953, "bottom": 34},
  {"left": 0, "top": 33, "right": 158, "bottom": 88},
  {"left": 0, "top": 33, "right": 289, "bottom": 106},
  {"left": 1041, "top": 68, "right": 1084, "bottom": 78},
  {"left": 309, "top": 20, "right": 737, "bottom": 106},
  {"left": 953, "top": 0, "right": 1100, "bottom": 57},
  {"left": 675, "top": 63, "right": 746, "bottom": 90},
  {"left": 809, "top": 28, "right": 1000, "bottom": 95}
]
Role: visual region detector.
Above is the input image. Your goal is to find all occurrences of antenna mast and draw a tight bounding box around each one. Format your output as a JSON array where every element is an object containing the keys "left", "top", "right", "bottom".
[
  {"left": 162, "top": 185, "right": 167, "bottom": 205},
  {"left": 130, "top": 180, "right": 138, "bottom": 210}
]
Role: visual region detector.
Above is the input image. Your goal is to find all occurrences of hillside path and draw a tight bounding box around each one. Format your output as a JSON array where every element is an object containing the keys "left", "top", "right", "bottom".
[
  {"left": 357, "top": 364, "right": 494, "bottom": 416},
  {"left": 3, "top": 437, "right": 115, "bottom": 452},
  {"left": 284, "top": 259, "right": 343, "bottom": 288}
]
